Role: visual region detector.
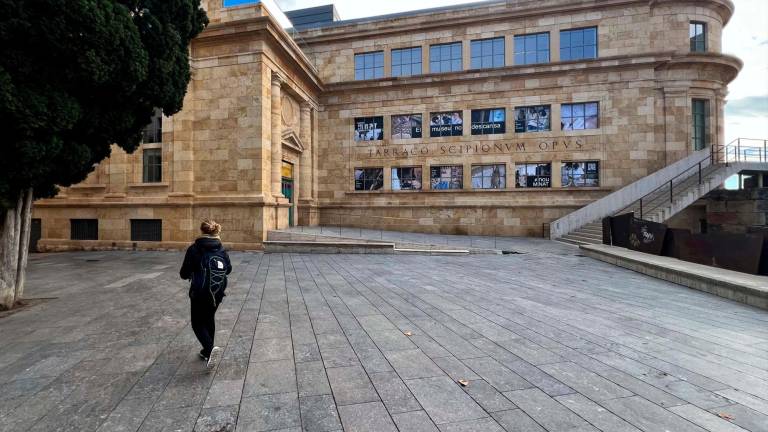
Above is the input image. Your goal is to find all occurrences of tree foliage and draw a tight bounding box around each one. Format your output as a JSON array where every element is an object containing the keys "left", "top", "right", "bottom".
[{"left": 0, "top": 0, "right": 208, "bottom": 207}]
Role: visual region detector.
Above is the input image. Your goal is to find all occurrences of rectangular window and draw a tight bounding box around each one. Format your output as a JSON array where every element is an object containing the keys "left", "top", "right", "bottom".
[
  {"left": 354, "top": 168, "right": 384, "bottom": 191},
  {"left": 472, "top": 164, "right": 506, "bottom": 189},
  {"left": 429, "top": 111, "right": 464, "bottom": 137},
  {"left": 515, "top": 163, "right": 551, "bottom": 188},
  {"left": 471, "top": 108, "right": 506, "bottom": 135},
  {"left": 560, "top": 27, "right": 598, "bottom": 61},
  {"left": 514, "top": 105, "right": 551, "bottom": 132},
  {"left": 561, "top": 102, "right": 599, "bottom": 131},
  {"left": 690, "top": 22, "right": 707, "bottom": 52},
  {"left": 391, "top": 114, "right": 422, "bottom": 139},
  {"left": 430, "top": 166, "right": 463, "bottom": 190},
  {"left": 392, "top": 47, "right": 422, "bottom": 77},
  {"left": 430, "top": 42, "right": 463, "bottom": 73},
  {"left": 692, "top": 99, "right": 709, "bottom": 150},
  {"left": 130, "top": 219, "right": 162, "bottom": 242},
  {"left": 514, "top": 32, "right": 550, "bottom": 65},
  {"left": 470, "top": 37, "right": 505, "bottom": 69},
  {"left": 354, "top": 51, "right": 384, "bottom": 80},
  {"left": 141, "top": 108, "right": 162, "bottom": 143},
  {"left": 354, "top": 116, "right": 384, "bottom": 141},
  {"left": 142, "top": 148, "right": 162, "bottom": 183},
  {"left": 70, "top": 219, "right": 98, "bottom": 240},
  {"left": 562, "top": 161, "right": 600, "bottom": 187},
  {"left": 223, "top": 0, "right": 259, "bottom": 6},
  {"left": 391, "top": 166, "right": 422, "bottom": 191}
]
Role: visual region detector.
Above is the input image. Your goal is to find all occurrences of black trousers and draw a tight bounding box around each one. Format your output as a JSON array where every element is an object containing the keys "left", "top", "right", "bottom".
[{"left": 190, "top": 297, "right": 218, "bottom": 357}]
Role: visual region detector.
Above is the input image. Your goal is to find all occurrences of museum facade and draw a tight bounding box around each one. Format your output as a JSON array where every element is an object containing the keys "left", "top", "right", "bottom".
[{"left": 32, "top": 0, "right": 741, "bottom": 250}]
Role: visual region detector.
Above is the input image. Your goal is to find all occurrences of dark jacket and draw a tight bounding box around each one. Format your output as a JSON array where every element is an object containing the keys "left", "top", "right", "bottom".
[{"left": 179, "top": 236, "right": 233, "bottom": 302}]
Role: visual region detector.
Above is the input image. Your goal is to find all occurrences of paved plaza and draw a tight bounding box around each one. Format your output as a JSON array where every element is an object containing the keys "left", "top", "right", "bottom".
[{"left": 1, "top": 240, "right": 768, "bottom": 432}]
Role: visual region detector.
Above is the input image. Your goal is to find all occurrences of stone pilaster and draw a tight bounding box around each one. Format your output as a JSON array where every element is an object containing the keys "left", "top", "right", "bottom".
[
  {"left": 300, "top": 103, "right": 312, "bottom": 200},
  {"left": 271, "top": 72, "right": 284, "bottom": 198}
]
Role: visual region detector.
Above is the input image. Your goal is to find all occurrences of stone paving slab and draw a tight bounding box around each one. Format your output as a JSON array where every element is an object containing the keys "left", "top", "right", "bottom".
[{"left": 0, "top": 243, "right": 767, "bottom": 431}]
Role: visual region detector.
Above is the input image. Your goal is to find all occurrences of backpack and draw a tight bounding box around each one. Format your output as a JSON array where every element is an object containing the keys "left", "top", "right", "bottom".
[{"left": 190, "top": 248, "right": 228, "bottom": 306}]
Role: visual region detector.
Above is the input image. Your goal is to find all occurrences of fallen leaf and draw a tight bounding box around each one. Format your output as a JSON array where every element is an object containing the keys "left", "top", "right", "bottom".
[
  {"left": 458, "top": 379, "right": 469, "bottom": 387},
  {"left": 717, "top": 413, "right": 735, "bottom": 421},
  {"left": 403, "top": 331, "right": 413, "bottom": 336}
]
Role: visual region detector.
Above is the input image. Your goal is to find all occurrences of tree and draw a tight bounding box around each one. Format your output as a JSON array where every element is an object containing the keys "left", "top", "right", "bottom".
[{"left": 0, "top": 0, "right": 208, "bottom": 309}]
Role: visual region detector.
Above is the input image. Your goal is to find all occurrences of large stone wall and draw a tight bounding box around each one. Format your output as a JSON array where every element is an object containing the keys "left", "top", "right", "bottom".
[
  {"left": 31, "top": 0, "right": 739, "bottom": 248},
  {"left": 297, "top": 0, "right": 730, "bottom": 84}
]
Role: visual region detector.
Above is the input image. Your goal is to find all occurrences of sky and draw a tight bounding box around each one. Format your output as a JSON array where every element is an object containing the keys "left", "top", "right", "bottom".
[{"left": 268, "top": 0, "right": 768, "bottom": 145}]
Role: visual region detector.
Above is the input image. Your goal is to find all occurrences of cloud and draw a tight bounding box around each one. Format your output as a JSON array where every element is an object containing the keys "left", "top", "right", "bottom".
[{"left": 726, "top": 95, "right": 768, "bottom": 117}]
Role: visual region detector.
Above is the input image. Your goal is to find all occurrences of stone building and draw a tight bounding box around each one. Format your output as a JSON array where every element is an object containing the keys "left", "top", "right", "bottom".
[{"left": 32, "top": 0, "right": 741, "bottom": 250}]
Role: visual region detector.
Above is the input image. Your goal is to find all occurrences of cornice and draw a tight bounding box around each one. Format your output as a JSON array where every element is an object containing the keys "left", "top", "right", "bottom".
[
  {"left": 195, "top": 16, "right": 324, "bottom": 94},
  {"left": 649, "top": 0, "right": 735, "bottom": 25},
  {"left": 655, "top": 52, "right": 742, "bottom": 84},
  {"left": 294, "top": 0, "right": 646, "bottom": 45}
]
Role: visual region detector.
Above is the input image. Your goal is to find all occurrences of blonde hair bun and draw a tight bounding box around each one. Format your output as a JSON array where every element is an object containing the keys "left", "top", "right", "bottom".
[{"left": 200, "top": 219, "right": 222, "bottom": 236}]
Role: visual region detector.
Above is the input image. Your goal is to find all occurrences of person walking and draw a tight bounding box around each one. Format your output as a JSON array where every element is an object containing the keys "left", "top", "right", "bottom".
[{"left": 179, "top": 219, "right": 232, "bottom": 370}]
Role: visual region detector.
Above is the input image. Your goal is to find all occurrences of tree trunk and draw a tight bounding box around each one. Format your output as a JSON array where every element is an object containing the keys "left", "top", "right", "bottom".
[
  {"left": 0, "top": 188, "right": 32, "bottom": 310},
  {"left": 15, "top": 188, "right": 33, "bottom": 301}
]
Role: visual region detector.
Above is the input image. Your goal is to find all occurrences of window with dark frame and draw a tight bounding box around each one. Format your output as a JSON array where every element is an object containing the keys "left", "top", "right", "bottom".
[
  {"left": 692, "top": 99, "right": 709, "bottom": 150},
  {"left": 472, "top": 164, "right": 506, "bottom": 189},
  {"left": 392, "top": 114, "right": 423, "bottom": 139},
  {"left": 515, "top": 163, "right": 552, "bottom": 188},
  {"left": 430, "top": 42, "right": 463, "bottom": 73},
  {"left": 354, "top": 51, "right": 384, "bottom": 80},
  {"left": 392, "top": 47, "right": 422, "bottom": 77},
  {"left": 514, "top": 105, "right": 551, "bottom": 132},
  {"left": 514, "top": 32, "right": 550, "bottom": 65},
  {"left": 354, "top": 168, "right": 384, "bottom": 191},
  {"left": 561, "top": 102, "right": 599, "bottom": 131},
  {"left": 562, "top": 161, "right": 600, "bottom": 187},
  {"left": 690, "top": 22, "right": 707, "bottom": 52},
  {"left": 471, "top": 108, "right": 506, "bottom": 135},
  {"left": 470, "top": 37, "right": 505, "bottom": 69},
  {"left": 430, "top": 166, "right": 463, "bottom": 190},
  {"left": 130, "top": 219, "right": 162, "bottom": 242},
  {"left": 391, "top": 166, "right": 422, "bottom": 191},
  {"left": 429, "top": 111, "right": 464, "bottom": 137},
  {"left": 560, "top": 27, "right": 598, "bottom": 61},
  {"left": 143, "top": 148, "right": 162, "bottom": 183},
  {"left": 354, "top": 116, "right": 384, "bottom": 141},
  {"left": 70, "top": 219, "right": 98, "bottom": 240},
  {"left": 141, "top": 108, "right": 162, "bottom": 143}
]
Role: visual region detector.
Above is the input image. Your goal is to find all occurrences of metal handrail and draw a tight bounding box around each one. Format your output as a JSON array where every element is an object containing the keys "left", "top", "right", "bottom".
[{"left": 616, "top": 138, "right": 767, "bottom": 220}]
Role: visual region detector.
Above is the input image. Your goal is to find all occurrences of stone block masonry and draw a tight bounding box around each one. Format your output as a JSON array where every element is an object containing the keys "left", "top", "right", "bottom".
[{"left": 32, "top": 0, "right": 740, "bottom": 249}]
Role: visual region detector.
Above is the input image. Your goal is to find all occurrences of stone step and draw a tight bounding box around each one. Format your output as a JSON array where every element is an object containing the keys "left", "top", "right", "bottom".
[
  {"left": 579, "top": 227, "right": 603, "bottom": 235},
  {"left": 572, "top": 230, "right": 602, "bottom": 240},
  {"left": 394, "top": 248, "right": 470, "bottom": 256},
  {"left": 559, "top": 233, "right": 603, "bottom": 245},
  {"left": 264, "top": 240, "right": 395, "bottom": 254},
  {"left": 554, "top": 237, "right": 585, "bottom": 246}
]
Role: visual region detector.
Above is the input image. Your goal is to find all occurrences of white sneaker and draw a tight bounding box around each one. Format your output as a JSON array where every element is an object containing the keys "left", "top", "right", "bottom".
[{"left": 206, "top": 346, "right": 222, "bottom": 371}]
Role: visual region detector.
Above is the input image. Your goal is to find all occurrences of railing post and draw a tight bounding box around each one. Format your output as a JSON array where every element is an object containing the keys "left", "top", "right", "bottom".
[
  {"left": 737, "top": 138, "right": 741, "bottom": 162},
  {"left": 698, "top": 162, "right": 702, "bottom": 184},
  {"left": 764, "top": 140, "right": 767, "bottom": 163},
  {"left": 639, "top": 198, "right": 643, "bottom": 219},
  {"left": 669, "top": 180, "right": 673, "bottom": 203}
]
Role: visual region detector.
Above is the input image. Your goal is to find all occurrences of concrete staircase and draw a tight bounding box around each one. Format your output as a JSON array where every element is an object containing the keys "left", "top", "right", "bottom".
[
  {"left": 558, "top": 222, "right": 603, "bottom": 245},
  {"left": 551, "top": 140, "right": 768, "bottom": 246}
]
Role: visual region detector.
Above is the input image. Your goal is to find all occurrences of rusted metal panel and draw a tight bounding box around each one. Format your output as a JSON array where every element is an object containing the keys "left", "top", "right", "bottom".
[{"left": 628, "top": 219, "right": 667, "bottom": 255}]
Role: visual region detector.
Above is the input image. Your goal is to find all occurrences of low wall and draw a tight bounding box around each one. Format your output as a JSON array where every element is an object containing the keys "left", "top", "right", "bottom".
[{"left": 581, "top": 244, "right": 768, "bottom": 310}]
